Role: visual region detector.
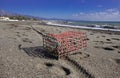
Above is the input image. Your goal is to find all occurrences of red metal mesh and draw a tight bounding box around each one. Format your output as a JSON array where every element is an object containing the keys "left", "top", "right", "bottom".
[{"left": 43, "top": 31, "right": 87, "bottom": 58}]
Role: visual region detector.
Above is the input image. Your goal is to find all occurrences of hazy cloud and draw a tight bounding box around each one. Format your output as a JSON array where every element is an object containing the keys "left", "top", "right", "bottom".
[{"left": 72, "top": 8, "right": 120, "bottom": 21}]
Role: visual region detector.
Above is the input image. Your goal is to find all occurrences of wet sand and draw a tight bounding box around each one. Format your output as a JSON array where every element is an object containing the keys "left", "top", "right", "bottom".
[{"left": 0, "top": 21, "right": 120, "bottom": 78}]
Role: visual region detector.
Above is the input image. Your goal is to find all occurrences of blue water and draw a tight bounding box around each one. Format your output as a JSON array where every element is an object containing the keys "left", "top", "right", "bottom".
[{"left": 67, "top": 21, "right": 120, "bottom": 26}]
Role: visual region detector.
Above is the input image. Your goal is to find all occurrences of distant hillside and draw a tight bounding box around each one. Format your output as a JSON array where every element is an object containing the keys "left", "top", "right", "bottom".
[
  {"left": 0, "top": 10, "right": 19, "bottom": 16},
  {"left": 0, "top": 10, "right": 41, "bottom": 21}
]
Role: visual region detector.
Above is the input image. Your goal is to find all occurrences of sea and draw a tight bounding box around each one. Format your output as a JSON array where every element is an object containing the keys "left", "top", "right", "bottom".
[
  {"left": 46, "top": 20, "right": 120, "bottom": 32},
  {"left": 67, "top": 21, "right": 120, "bottom": 27}
]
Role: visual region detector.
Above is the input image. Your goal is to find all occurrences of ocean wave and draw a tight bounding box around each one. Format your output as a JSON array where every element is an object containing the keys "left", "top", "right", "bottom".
[{"left": 46, "top": 22, "right": 120, "bottom": 32}]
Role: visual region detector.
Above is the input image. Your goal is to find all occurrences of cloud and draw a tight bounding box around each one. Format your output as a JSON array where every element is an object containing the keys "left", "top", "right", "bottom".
[{"left": 72, "top": 8, "right": 120, "bottom": 21}]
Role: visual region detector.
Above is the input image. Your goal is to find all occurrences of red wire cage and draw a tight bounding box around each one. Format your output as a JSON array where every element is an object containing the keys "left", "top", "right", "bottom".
[{"left": 43, "top": 31, "right": 87, "bottom": 58}]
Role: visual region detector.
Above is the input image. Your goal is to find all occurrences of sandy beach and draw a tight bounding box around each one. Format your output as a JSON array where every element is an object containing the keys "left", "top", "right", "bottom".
[{"left": 0, "top": 21, "right": 120, "bottom": 78}]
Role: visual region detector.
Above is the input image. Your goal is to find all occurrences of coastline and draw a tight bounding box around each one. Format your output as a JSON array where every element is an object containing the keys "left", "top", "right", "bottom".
[{"left": 46, "top": 22, "right": 120, "bottom": 32}]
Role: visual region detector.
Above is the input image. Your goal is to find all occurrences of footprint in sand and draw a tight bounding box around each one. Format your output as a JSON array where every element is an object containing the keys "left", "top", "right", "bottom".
[
  {"left": 22, "top": 38, "right": 32, "bottom": 43},
  {"left": 114, "top": 59, "right": 120, "bottom": 64},
  {"left": 106, "top": 39, "right": 111, "bottom": 41},
  {"left": 112, "top": 46, "right": 120, "bottom": 49},
  {"left": 24, "top": 27, "right": 31, "bottom": 30},
  {"left": 111, "top": 38, "right": 120, "bottom": 41},
  {"left": 102, "top": 35, "right": 106, "bottom": 37},
  {"left": 112, "top": 46, "right": 120, "bottom": 53},
  {"left": 16, "top": 32, "right": 20, "bottom": 34},
  {"left": 16, "top": 34, "right": 21, "bottom": 37},
  {"left": 87, "top": 38, "right": 89, "bottom": 40},
  {"left": 61, "top": 66, "right": 71, "bottom": 75},
  {"left": 22, "top": 33, "right": 28, "bottom": 37},
  {"left": 90, "top": 33, "right": 94, "bottom": 35},
  {"left": 96, "top": 36, "right": 99, "bottom": 38},
  {"left": 118, "top": 51, "right": 120, "bottom": 53},
  {"left": 44, "top": 62, "right": 71, "bottom": 76},
  {"left": 45, "top": 63, "right": 54, "bottom": 67},
  {"left": 102, "top": 47, "right": 114, "bottom": 51},
  {"left": 18, "top": 44, "right": 22, "bottom": 49}
]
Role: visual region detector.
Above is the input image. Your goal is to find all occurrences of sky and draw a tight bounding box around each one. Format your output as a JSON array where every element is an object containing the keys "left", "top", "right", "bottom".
[{"left": 0, "top": 0, "right": 120, "bottom": 21}]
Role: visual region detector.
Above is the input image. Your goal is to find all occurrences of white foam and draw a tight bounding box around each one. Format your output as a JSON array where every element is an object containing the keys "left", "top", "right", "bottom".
[{"left": 47, "top": 22, "right": 120, "bottom": 32}]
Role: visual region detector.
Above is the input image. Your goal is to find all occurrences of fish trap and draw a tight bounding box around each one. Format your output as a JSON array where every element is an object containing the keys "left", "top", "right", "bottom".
[{"left": 43, "top": 31, "right": 87, "bottom": 58}]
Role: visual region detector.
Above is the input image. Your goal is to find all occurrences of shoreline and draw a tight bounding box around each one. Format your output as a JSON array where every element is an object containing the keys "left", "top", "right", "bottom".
[{"left": 46, "top": 22, "right": 120, "bottom": 32}]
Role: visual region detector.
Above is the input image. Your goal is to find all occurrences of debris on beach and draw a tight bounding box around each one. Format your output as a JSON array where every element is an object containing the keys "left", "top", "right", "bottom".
[{"left": 31, "top": 26, "right": 87, "bottom": 59}]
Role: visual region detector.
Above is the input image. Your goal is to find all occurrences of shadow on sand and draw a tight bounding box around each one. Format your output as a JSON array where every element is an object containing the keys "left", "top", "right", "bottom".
[{"left": 22, "top": 46, "right": 58, "bottom": 60}]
